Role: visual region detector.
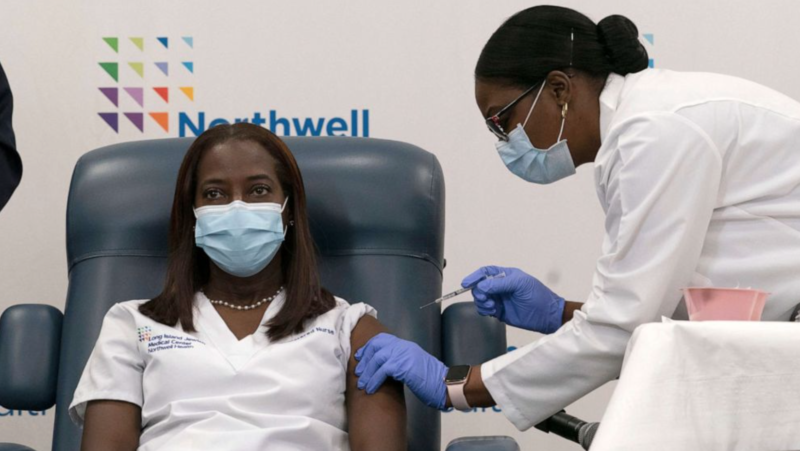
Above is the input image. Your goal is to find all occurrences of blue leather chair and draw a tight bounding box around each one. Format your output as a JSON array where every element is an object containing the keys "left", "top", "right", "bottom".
[{"left": 0, "top": 136, "right": 516, "bottom": 451}]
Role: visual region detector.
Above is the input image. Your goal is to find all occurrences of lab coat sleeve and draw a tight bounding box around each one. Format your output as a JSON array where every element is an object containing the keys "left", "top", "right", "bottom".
[
  {"left": 69, "top": 303, "right": 145, "bottom": 428},
  {"left": 481, "top": 112, "right": 722, "bottom": 430}
]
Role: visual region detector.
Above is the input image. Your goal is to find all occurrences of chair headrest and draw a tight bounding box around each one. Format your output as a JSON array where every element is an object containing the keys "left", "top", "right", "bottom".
[{"left": 66, "top": 136, "right": 445, "bottom": 272}]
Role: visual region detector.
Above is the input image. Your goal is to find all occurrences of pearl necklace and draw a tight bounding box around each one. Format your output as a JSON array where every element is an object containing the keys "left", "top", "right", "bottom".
[{"left": 205, "top": 286, "right": 284, "bottom": 311}]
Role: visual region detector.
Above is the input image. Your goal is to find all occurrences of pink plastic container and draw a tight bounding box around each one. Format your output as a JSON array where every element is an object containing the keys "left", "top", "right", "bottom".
[{"left": 682, "top": 288, "right": 768, "bottom": 321}]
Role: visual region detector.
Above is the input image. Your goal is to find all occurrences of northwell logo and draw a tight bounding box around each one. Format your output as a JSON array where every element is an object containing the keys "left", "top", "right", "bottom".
[
  {"left": 97, "top": 36, "right": 194, "bottom": 134},
  {"left": 96, "top": 36, "right": 370, "bottom": 138},
  {"left": 178, "top": 110, "right": 370, "bottom": 139},
  {"left": 138, "top": 326, "right": 153, "bottom": 342}
]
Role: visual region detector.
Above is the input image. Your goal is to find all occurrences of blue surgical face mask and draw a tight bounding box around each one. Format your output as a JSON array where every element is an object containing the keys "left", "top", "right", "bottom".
[
  {"left": 193, "top": 198, "right": 288, "bottom": 278},
  {"left": 496, "top": 83, "right": 576, "bottom": 185}
]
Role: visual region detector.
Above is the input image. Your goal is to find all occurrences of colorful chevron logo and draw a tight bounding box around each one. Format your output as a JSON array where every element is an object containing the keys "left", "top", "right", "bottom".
[
  {"left": 98, "top": 35, "right": 194, "bottom": 133},
  {"left": 95, "top": 34, "right": 372, "bottom": 138},
  {"left": 642, "top": 33, "right": 655, "bottom": 68},
  {"left": 137, "top": 326, "right": 153, "bottom": 342}
]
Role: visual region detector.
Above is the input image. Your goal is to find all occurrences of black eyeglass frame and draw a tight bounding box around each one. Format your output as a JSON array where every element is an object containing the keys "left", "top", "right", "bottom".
[
  {"left": 484, "top": 81, "right": 542, "bottom": 142},
  {"left": 485, "top": 28, "right": 575, "bottom": 142}
]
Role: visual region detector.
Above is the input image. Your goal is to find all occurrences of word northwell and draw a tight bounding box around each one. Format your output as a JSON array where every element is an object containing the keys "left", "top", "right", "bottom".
[{"left": 179, "top": 110, "right": 370, "bottom": 138}]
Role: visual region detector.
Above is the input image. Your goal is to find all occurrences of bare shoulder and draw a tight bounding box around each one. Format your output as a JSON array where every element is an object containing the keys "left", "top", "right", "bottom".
[{"left": 349, "top": 314, "right": 388, "bottom": 351}]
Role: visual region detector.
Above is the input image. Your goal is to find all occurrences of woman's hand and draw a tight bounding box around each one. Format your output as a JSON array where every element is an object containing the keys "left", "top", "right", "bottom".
[
  {"left": 463, "top": 265, "right": 565, "bottom": 334},
  {"left": 355, "top": 333, "right": 448, "bottom": 410}
]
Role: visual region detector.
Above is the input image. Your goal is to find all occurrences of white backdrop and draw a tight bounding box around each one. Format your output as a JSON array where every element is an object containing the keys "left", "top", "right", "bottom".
[{"left": 2, "top": 1, "right": 800, "bottom": 449}]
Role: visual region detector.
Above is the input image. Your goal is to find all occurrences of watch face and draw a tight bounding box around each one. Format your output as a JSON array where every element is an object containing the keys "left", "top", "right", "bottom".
[{"left": 446, "top": 365, "right": 471, "bottom": 383}]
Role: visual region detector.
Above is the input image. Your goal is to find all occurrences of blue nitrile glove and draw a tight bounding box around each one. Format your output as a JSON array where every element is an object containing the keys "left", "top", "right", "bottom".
[
  {"left": 355, "top": 333, "right": 448, "bottom": 410},
  {"left": 462, "top": 265, "right": 565, "bottom": 334}
]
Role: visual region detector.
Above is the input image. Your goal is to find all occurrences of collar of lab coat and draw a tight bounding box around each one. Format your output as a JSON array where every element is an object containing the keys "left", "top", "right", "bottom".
[{"left": 598, "top": 73, "right": 625, "bottom": 143}]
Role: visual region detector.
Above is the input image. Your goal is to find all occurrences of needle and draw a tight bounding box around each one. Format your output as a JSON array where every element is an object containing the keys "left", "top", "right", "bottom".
[{"left": 419, "top": 272, "right": 506, "bottom": 309}]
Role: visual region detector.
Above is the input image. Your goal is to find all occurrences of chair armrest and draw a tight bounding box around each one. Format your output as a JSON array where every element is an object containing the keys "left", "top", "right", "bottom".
[
  {"left": 445, "top": 436, "right": 520, "bottom": 451},
  {"left": 0, "top": 444, "right": 37, "bottom": 451},
  {"left": 0, "top": 304, "right": 63, "bottom": 410},
  {"left": 442, "top": 302, "right": 506, "bottom": 366}
]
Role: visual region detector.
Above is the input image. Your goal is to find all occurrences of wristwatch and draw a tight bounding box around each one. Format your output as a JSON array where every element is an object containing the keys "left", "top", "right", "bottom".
[{"left": 445, "top": 365, "right": 472, "bottom": 411}]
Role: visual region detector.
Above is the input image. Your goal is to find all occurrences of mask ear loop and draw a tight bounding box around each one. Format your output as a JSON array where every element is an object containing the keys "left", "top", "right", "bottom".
[
  {"left": 557, "top": 28, "right": 574, "bottom": 143},
  {"left": 522, "top": 82, "right": 546, "bottom": 128},
  {"left": 281, "top": 196, "right": 290, "bottom": 236},
  {"left": 557, "top": 105, "right": 567, "bottom": 142}
]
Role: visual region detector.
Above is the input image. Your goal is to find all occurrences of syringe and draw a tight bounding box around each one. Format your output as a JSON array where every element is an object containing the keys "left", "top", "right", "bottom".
[{"left": 419, "top": 272, "right": 507, "bottom": 309}]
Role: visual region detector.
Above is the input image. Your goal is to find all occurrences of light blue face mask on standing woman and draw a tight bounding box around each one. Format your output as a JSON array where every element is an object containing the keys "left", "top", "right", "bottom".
[
  {"left": 496, "top": 83, "right": 577, "bottom": 184},
  {"left": 194, "top": 198, "right": 288, "bottom": 277}
]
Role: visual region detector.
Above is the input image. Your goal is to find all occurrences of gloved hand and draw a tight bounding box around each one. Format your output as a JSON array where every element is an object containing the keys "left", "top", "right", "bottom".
[
  {"left": 355, "top": 333, "right": 448, "bottom": 410},
  {"left": 462, "top": 265, "right": 565, "bottom": 334}
]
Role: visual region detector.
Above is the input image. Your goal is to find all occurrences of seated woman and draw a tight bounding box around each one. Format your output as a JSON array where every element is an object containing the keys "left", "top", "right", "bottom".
[{"left": 68, "top": 123, "right": 406, "bottom": 451}]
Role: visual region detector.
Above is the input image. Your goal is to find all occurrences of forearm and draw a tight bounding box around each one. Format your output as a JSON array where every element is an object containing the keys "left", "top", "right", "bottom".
[
  {"left": 443, "top": 301, "right": 582, "bottom": 410},
  {"left": 445, "top": 364, "right": 496, "bottom": 409},
  {"left": 562, "top": 300, "right": 583, "bottom": 325}
]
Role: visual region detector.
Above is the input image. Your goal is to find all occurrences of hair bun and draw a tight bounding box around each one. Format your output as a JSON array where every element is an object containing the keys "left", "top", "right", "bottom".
[{"left": 596, "top": 15, "right": 649, "bottom": 75}]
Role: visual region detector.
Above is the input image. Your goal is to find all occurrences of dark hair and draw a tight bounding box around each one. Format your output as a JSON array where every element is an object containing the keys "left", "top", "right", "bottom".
[
  {"left": 475, "top": 5, "right": 649, "bottom": 88},
  {"left": 140, "top": 123, "right": 336, "bottom": 341}
]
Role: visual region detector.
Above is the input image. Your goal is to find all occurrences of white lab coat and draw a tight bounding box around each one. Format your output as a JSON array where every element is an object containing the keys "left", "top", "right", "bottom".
[
  {"left": 482, "top": 69, "right": 800, "bottom": 430},
  {"left": 69, "top": 292, "right": 375, "bottom": 450}
]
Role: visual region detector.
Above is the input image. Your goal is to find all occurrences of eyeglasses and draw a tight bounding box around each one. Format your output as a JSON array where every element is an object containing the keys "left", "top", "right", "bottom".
[
  {"left": 484, "top": 82, "right": 542, "bottom": 141},
  {"left": 486, "top": 29, "right": 574, "bottom": 141}
]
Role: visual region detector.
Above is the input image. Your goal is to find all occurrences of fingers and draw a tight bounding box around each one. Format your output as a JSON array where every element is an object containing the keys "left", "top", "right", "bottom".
[
  {"left": 472, "top": 272, "right": 499, "bottom": 316},
  {"left": 463, "top": 265, "right": 507, "bottom": 287},
  {"left": 474, "top": 297, "right": 496, "bottom": 317},
  {"left": 477, "top": 272, "right": 516, "bottom": 295},
  {"left": 482, "top": 265, "right": 503, "bottom": 277},
  {"left": 355, "top": 333, "right": 394, "bottom": 376},
  {"left": 461, "top": 267, "right": 488, "bottom": 288},
  {"left": 365, "top": 361, "right": 395, "bottom": 394},
  {"left": 357, "top": 346, "right": 399, "bottom": 394},
  {"left": 355, "top": 333, "right": 394, "bottom": 362},
  {"left": 356, "top": 345, "right": 391, "bottom": 389}
]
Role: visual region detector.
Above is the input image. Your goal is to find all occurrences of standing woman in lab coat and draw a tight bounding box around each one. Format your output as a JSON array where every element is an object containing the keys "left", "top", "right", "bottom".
[{"left": 355, "top": 5, "right": 800, "bottom": 430}]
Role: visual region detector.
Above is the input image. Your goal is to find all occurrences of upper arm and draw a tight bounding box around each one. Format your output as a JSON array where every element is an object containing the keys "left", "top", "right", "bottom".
[
  {"left": 587, "top": 114, "right": 722, "bottom": 330},
  {"left": 81, "top": 400, "right": 141, "bottom": 451},
  {"left": 346, "top": 315, "right": 407, "bottom": 451},
  {"left": 69, "top": 304, "right": 145, "bottom": 449}
]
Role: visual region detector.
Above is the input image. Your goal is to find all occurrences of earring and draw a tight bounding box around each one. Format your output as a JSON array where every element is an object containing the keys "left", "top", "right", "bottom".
[
  {"left": 562, "top": 103, "right": 569, "bottom": 119},
  {"left": 289, "top": 220, "right": 295, "bottom": 226}
]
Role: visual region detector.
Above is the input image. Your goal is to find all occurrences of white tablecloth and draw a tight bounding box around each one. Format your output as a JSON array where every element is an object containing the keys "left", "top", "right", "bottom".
[{"left": 590, "top": 320, "right": 800, "bottom": 451}]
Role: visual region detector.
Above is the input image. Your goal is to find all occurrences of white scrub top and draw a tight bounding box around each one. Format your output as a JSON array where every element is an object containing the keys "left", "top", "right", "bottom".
[
  {"left": 482, "top": 69, "right": 800, "bottom": 430},
  {"left": 69, "top": 292, "right": 375, "bottom": 451}
]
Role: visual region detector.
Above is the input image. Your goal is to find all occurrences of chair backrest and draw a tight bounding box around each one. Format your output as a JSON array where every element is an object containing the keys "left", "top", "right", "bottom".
[{"left": 55, "top": 136, "right": 445, "bottom": 451}]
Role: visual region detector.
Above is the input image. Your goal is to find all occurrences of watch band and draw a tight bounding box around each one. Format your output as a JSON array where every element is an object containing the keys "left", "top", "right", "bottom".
[
  {"left": 447, "top": 381, "right": 472, "bottom": 411},
  {"left": 445, "top": 365, "right": 472, "bottom": 411}
]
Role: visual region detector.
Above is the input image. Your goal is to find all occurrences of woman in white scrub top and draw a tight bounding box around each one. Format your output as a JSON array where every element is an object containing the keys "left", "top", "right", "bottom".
[
  {"left": 69, "top": 123, "right": 406, "bottom": 450},
  {"left": 355, "top": 5, "right": 800, "bottom": 431}
]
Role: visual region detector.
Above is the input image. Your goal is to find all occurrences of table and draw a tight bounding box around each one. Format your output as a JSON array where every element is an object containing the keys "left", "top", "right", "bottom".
[{"left": 590, "top": 319, "right": 800, "bottom": 451}]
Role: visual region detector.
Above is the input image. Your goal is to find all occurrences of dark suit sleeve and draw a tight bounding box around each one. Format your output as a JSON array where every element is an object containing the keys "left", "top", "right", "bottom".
[{"left": 0, "top": 61, "right": 21, "bottom": 211}]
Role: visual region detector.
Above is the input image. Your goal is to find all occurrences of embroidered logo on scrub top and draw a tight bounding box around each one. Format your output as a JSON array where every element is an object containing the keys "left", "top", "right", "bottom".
[
  {"left": 138, "top": 326, "right": 152, "bottom": 342},
  {"left": 285, "top": 326, "right": 335, "bottom": 343},
  {"left": 145, "top": 333, "right": 206, "bottom": 353}
]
